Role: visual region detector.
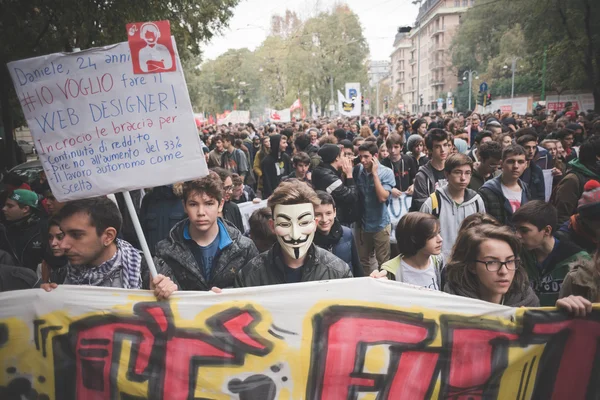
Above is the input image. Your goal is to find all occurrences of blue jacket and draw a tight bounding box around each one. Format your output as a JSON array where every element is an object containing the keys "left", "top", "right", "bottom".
[{"left": 313, "top": 221, "right": 364, "bottom": 277}]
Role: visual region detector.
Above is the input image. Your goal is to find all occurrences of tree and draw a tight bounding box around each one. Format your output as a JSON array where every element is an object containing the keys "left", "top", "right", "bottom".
[{"left": 0, "top": 0, "right": 240, "bottom": 168}]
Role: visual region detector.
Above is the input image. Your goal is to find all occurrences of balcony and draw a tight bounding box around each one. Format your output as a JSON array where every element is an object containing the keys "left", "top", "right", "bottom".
[
  {"left": 431, "top": 79, "right": 445, "bottom": 86},
  {"left": 430, "top": 26, "right": 445, "bottom": 37},
  {"left": 430, "top": 60, "right": 445, "bottom": 70},
  {"left": 433, "top": 43, "right": 447, "bottom": 52},
  {"left": 407, "top": 86, "right": 416, "bottom": 92},
  {"left": 409, "top": 58, "right": 417, "bottom": 65}
]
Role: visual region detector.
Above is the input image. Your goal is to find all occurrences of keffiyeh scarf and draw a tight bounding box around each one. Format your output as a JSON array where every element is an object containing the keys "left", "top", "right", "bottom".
[{"left": 65, "top": 239, "right": 142, "bottom": 289}]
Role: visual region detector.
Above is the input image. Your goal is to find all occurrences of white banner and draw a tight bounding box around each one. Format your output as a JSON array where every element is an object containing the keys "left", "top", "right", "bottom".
[
  {"left": 238, "top": 198, "right": 268, "bottom": 234},
  {"left": 387, "top": 194, "right": 412, "bottom": 244},
  {"left": 268, "top": 108, "right": 291, "bottom": 123},
  {"left": 543, "top": 169, "right": 553, "bottom": 202},
  {"left": 338, "top": 91, "right": 361, "bottom": 117},
  {"left": 8, "top": 40, "right": 208, "bottom": 201},
  {"left": 218, "top": 110, "right": 250, "bottom": 125},
  {"left": 0, "top": 281, "right": 597, "bottom": 399}
]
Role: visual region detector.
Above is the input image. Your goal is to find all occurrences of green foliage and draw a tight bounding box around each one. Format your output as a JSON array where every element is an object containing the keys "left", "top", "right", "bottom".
[{"left": 190, "top": 5, "right": 370, "bottom": 115}]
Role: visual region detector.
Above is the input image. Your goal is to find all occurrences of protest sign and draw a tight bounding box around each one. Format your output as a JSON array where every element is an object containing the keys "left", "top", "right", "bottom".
[
  {"left": 218, "top": 110, "right": 250, "bottom": 125},
  {"left": 238, "top": 198, "right": 268, "bottom": 234},
  {"left": 8, "top": 40, "right": 207, "bottom": 202},
  {"left": 0, "top": 279, "right": 597, "bottom": 399},
  {"left": 387, "top": 193, "right": 412, "bottom": 243},
  {"left": 268, "top": 108, "right": 291, "bottom": 123},
  {"left": 126, "top": 21, "right": 176, "bottom": 74}
]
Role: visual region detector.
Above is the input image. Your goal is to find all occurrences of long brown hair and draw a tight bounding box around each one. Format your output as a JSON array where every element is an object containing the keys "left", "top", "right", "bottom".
[{"left": 446, "top": 224, "right": 529, "bottom": 298}]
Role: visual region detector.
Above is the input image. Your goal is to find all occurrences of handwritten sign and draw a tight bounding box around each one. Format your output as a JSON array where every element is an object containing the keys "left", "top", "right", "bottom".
[
  {"left": 0, "top": 280, "right": 598, "bottom": 399},
  {"left": 8, "top": 40, "right": 207, "bottom": 201},
  {"left": 387, "top": 194, "right": 412, "bottom": 244}
]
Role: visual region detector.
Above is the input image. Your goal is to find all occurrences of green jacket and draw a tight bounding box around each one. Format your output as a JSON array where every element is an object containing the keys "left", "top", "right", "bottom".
[{"left": 521, "top": 238, "right": 591, "bottom": 306}]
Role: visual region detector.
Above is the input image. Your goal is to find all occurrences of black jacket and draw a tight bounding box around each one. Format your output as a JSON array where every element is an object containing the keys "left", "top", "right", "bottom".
[
  {"left": 520, "top": 163, "right": 546, "bottom": 201},
  {"left": 410, "top": 161, "right": 444, "bottom": 212},
  {"left": 0, "top": 214, "right": 46, "bottom": 271},
  {"left": 312, "top": 163, "right": 359, "bottom": 225},
  {"left": 235, "top": 243, "right": 353, "bottom": 287},
  {"left": 478, "top": 175, "right": 531, "bottom": 226},
  {"left": 140, "top": 185, "right": 186, "bottom": 255},
  {"left": 149, "top": 218, "right": 258, "bottom": 291},
  {"left": 381, "top": 154, "right": 418, "bottom": 192},
  {"left": 314, "top": 221, "right": 363, "bottom": 277},
  {"left": 261, "top": 134, "right": 292, "bottom": 198},
  {"left": 222, "top": 201, "right": 245, "bottom": 233}
]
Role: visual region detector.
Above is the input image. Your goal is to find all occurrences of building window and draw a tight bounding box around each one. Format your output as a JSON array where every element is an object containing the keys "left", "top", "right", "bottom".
[
  {"left": 463, "top": 0, "right": 468, "bottom": 6},
  {"left": 455, "top": 0, "right": 460, "bottom": 6}
]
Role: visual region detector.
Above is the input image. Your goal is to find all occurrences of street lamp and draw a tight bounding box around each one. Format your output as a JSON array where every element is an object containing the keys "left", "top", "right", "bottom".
[
  {"left": 503, "top": 57, "right": 518, "bottom": 108},
  {"left": 462, "top": 69, "right": 479, "bottom": 111}
]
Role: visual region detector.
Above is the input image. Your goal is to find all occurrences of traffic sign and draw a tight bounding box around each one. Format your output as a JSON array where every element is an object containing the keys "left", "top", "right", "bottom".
[{"left": 479, "top": 82, "right": 488, "bottom": 92}]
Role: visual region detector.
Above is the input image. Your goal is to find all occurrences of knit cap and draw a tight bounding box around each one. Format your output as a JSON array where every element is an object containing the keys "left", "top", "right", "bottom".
[
  {"left": 318, "top": 144, "right": 341, "bottom": 164},
  {"left": 578, "top": 180, "right": 600, "bottom": 218},
  {"left": 406, "top": 134, "right": 424, "bottom": 153}
]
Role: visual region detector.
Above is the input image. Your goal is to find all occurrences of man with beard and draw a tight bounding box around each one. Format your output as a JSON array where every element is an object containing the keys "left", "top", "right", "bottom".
[{"left": 236, "top": 179, "right": 352, "bottom": 286}]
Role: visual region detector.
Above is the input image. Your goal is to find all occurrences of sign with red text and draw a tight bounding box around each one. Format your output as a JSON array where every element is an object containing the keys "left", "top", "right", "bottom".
[
  {"left": 0, "top": 279, "right": 598, "bottom": 400},
  {"left": 126, "top": 20, "right": 176, "bottom": 74},
  {"left": 8, "top": 40, "right": 207, "bottom": 201}
]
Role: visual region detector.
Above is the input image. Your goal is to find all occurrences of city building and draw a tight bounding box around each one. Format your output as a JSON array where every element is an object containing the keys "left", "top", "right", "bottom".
[
  {"left": 392, "top": 0, "right": 474, "bottom": 114},
  {"left": 367, "top": 60, "right": 391, "bottom": 88}
]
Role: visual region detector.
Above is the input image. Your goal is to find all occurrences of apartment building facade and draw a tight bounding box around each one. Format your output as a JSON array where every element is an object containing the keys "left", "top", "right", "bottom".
[{"left": 391, "top": 0, "right": 474, "bottom": 114}]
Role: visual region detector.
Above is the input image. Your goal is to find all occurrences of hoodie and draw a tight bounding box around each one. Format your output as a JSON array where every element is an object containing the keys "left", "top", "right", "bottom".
[
  {"left": 478, "top": 175, "right": 531, "bottom": 226},
  {"left": 261, "top": 134, "right": 292, "bottom": 198},
  {"left": 420, "top": 185, "right": 486, "bottom": 257},
  {"left": 410, "top": 161, "right": 446, "bottom": 212},
  {"left": 552, "top": 159, "right": 600, "bottom": 224}
]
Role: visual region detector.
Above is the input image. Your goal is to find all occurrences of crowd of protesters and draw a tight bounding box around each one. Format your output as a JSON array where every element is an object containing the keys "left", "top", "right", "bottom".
[{"left": 1, "top": 101, "right": 599, "bottom": 315}]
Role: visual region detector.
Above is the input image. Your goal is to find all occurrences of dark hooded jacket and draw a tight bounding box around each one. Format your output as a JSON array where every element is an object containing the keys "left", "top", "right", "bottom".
[
  {"left": 222, "top": 201, "right": 245, "bottom": 233},
  {"left": 444, "top": 282, "right": 540, "bottom": 307},
  {"left": 520, "top": 163, "right": 546, "bottom": 201},
  {"left": 235, "top": 243, "right": 353, "bottom": 287},
  {"left": 313, "top": 220, "right": 363, "bottom": 277},
  {"left": 478, "top": 175, "right": 531, "bottom": 226},
  {"left": 149, "top": 218, "right": 258, "bottom": 291},
  {"left": 0, "top": 213, "right": 46, "bottom": 271},
  {"left": 410, "top": 161, "right": 444, "bottom": 212},
  {"left": 312, "top": 163, "right": 359, "bottom": 225},
  {"left": 140, "top": 185, "right": 186, "bottom": 255},
  {"left": 261, "top": 134, "right": 292, "bottom": 198}
]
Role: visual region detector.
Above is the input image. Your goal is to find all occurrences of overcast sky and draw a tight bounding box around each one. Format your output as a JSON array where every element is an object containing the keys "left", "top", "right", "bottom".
[{"left": 201, "top": 0, "right": 420, "bottom": 62}]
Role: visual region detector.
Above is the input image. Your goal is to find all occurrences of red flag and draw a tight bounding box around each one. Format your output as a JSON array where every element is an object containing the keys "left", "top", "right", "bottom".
[{"left": 290, "top": 98, "right": 302, "bottom": 111}]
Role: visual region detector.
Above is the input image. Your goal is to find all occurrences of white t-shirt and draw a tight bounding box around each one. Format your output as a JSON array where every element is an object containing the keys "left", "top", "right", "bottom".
[
  {"left": 501, "top": 183, "right": 522, "bottom": 212},
  {"left": 400, "top": 260, "right": 439, "bottom": 290}
]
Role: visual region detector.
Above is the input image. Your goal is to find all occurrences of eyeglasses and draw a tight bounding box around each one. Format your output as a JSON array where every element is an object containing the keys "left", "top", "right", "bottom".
[
  {"left": 474, "top": 259, "right": 520, "bottom": 272},
  {"left": 223, "top": 185, "right": 233, "bottom": 192}
]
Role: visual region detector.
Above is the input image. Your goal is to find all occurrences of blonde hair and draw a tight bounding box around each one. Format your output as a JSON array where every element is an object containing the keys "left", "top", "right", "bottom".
[
  {"left": 267, "top": 179, "right": 321, "bottom": 212},
  {"left": 360, "top": 126, "right": 372, "bottom": 138}
]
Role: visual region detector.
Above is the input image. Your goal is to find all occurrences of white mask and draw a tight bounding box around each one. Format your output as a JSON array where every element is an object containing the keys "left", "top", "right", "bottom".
[{"left": 273, "top": 203, "right": 317, "bottom": 260}]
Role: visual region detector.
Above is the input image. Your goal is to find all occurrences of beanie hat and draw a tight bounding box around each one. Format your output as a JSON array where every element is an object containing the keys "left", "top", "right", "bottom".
[
  {"left": 318, "top": 144, "right": 341, "bottom": 164},
  {"left": 9, "top": 189, "right": 39, "bottom": 209},
  {"left": 578, "top": 180, "right": 600, "bottom": 218},
  {"left": 406, "top": 134, "right": 424, "bottom": 153},
  {"left": 454, "top": 138, "right": 468, "bottom": 154}
]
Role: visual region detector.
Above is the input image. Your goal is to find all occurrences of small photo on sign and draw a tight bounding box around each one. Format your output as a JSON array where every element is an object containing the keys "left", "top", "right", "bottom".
[{"left": 127, "top": 20, "right": 176, "bottom": 74}]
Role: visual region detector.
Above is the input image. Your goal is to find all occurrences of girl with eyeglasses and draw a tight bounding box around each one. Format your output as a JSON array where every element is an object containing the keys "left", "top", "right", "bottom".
[{"left": 444, "top": 224, "right": 540, "bottom": 307}]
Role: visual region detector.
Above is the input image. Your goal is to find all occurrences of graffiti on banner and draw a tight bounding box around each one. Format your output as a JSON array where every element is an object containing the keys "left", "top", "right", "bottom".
[
  {"left": 238, "top": 199, "right": 268, "bottom": 234},
  {"left": 388, "top": 194, "right": 412, "bottom": 243},
  {"left": 0, "top": 279, "right": 598, "bottom": 400},
  {"left": 8, "top": 41, "right": 207, "bottom": 201}
]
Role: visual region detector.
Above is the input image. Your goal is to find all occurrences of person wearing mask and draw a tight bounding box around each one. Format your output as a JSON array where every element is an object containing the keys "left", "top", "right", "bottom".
[
  {"left": 479, "top": 145, "right": 531, "bottom": 226},
  {"left": 0, "top": 189, "right": 46, "bottom": 272},
  {"left": 208, "top": 135, "right": 225, "bottom": 168},
  {"left": 516, "top": 134, "right": 546, "bottom": 201},
  {"left": 381, "top": 134, "right": 417, "bottom": 195},
  {"left": 513, "top": 201, "right": 591, "bottom": 306},
  {"left": 410, "top": 129, "right": 451, "bottom": 212},
  {"left": 420, "top": 154, "right": 486, "bottom": 257},
  {"left": 354, "top": 142, "right": 396, "bottom": 274},
  {"left": 373, "top": 212, "right": 444, "bottom": 290},
  {"left": 236, "top": 180, "right": 352, "bottom": 286},
  {"left": 469, "top": 141, "right": 502, "bottom": 191},
  {"left": 406, "top": 134, "right": 429, "bottom": 168},
  {"left": 312, "top": 144, "right": 359, "bottom": 226},
  {"left": 261, "top": 134, "right": 292, "bottom": 199},
  {"left": 552, "top": 136, "right": 600, "bottom": 224},
  {"left": 149, "top": 173, "right": 258, "bottom": 295},
  {"left": 40, "top": 197, "right": 148, "bottom": 292},
  {"left": 313, "top": 191, "right": 363, "bottom": 277},
  {"left": 444, "top": 224, "right": 540, "bottom": 307}
]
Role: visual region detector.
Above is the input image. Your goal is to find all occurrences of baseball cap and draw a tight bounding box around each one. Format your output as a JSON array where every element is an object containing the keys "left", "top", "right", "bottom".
[{"left": 9, "top": 189, "right": 39, "bottom": 209}]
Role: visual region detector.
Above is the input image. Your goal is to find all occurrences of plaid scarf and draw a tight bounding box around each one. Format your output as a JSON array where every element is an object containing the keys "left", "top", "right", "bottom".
[{"left": 65, "top": 239, "right": 142, "bottom": 289}]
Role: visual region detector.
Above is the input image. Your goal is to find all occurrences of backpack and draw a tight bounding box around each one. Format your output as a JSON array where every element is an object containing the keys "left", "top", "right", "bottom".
[{"left": 429, "top": 190, "right": 480, "bottom": 218}]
